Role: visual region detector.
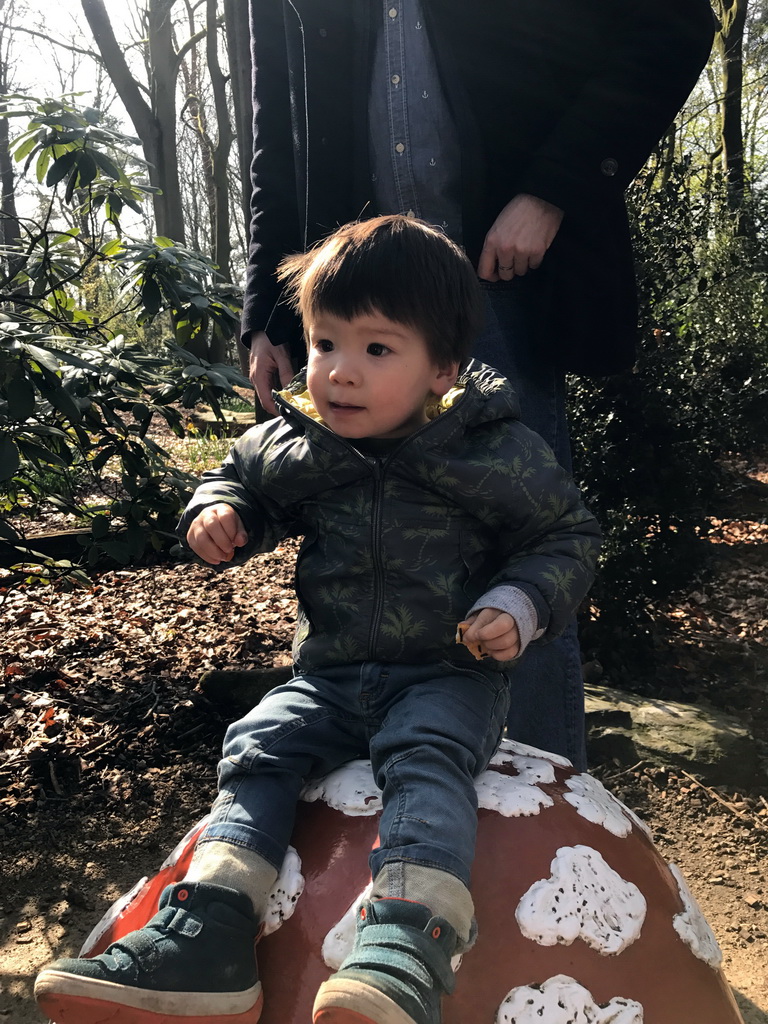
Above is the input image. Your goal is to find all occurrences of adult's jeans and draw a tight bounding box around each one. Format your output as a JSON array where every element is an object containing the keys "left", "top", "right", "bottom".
[
  {"left": 197, "top": 661, "right": 510, "bottom": 885},
  {"left": 473, "top": 278, "right": 587, "bottom": 771}
]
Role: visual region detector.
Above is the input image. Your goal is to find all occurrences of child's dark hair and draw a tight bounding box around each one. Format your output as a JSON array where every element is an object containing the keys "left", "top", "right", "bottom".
[{"left": 277, "top": 215, "right": 482, "bottom": 368}]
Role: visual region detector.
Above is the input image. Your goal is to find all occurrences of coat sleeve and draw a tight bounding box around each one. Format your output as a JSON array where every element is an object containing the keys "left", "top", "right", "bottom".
[
  {"left": 479, "top": 426, "right": 602, "bottom": 642},
  {"left": 516, "top": 0, "right": 715, "bottom": 213},
  {"left": 240, "top": 0, "right": 303, "bottom": 348},
  {"left": 176, "top": 424, "right": 298, "bottom": 564}
]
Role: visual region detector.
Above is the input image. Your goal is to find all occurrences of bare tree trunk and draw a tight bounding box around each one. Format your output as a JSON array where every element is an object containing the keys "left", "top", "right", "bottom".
[
  {"left": 179, "top": 1, "right": 214, "bottom": 252},
  {"left": 205, "top": 0, "right": 234, "bottom": 364},
  {"left": 222, "top": 0, "right": 252, "bottom": 374},
  {"left": 147, "top": 0, "right": 187, "bottom": 242},
  {"left": 80, "top": 0, "right": 191, "bottom": 243},
  {"left": 715, "top": 0, "right": 749, "bottom": 219},
  {"left": 222, "top": 0, "right": 253, "bottom": 234},
  {"left": 0, "top": 0, "right": 23, "bottom": 289}
]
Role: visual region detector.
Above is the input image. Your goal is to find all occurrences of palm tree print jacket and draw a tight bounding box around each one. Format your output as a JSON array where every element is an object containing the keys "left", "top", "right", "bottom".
[{"left": 178, "top": 362, "right": 602, "bottom": 672}]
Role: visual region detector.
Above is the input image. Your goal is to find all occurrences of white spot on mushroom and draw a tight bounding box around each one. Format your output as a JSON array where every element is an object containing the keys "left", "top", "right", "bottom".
[
  {"left": 496, "top": 974, "right": 643, "bottom": 1023},
  {"left": 301, "top": 747, "right": 564, "bottom": 821},
  {"left": 301, "top": 760, "right": 382, "bottom": 816},
  {"left": 668, "top": 862, "right": 723, "bottom": 969},
  {"left": 262, "top": 846, "right": 305, "bottom": 936},
  {"left": 476, "top": 759, "right": 555, "bottom": 817},
  {"left": 490, "top": 737, "right": 572, "bottom": 770},
  {"left": 516, "top": 845, "right": 646, "bottom": 955},
  {"left": 564, "top": 774, "right": 652, "bottom": 839},
  {"left": 322, "top": 882, "right": 374, "bottom": 969},
  {"left": 322, "top": 883, "right": 462, "bottom": 973}
]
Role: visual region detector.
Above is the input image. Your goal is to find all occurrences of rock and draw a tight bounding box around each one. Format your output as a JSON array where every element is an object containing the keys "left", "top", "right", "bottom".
[
  {"left": 581, "top": 659, "right": 604, "bottom": 684},
  {"left": 198, "top": 666, "right": 293, "bottom": 712},
  {"left": 585, "top": 684, "right": 760, "bottom": 789}
]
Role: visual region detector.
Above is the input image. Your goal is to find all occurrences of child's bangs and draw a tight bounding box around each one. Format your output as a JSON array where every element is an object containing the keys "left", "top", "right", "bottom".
[{"left": 305, "top": 241, "right": 420, "bottom": 328}]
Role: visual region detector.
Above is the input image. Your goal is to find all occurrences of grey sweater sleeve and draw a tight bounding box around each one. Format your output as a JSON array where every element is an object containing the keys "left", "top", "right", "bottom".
[{"left": 467, "top": 585, "right": 546, "bottom": 659}]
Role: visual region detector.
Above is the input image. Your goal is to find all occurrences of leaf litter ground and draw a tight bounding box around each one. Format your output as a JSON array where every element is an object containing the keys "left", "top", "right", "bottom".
[{"left": 1, "top": 448, "right": 766, "bottom": 1023}]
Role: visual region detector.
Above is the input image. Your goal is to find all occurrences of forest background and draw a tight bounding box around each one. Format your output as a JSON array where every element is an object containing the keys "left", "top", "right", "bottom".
[{"left": 0, "top": 2, "right": 768, "bottom": 1021}]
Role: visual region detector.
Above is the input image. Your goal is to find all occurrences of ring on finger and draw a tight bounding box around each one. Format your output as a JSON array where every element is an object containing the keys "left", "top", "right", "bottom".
[{"left": 499, "top": 264, "right": 514, "bottom": 271}]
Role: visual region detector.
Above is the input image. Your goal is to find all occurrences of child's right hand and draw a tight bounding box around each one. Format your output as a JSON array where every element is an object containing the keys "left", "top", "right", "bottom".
[{"left": 186, "top": 503, "right": 248, "bottom": 564}]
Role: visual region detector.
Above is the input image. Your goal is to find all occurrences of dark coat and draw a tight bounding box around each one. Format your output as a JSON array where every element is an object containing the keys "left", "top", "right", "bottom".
[
  {"left": 178, "top": 362, "right": 602, "bottom": 671},
  {"left": 242, "top": 0, "right": 714, "bottom": 375}
]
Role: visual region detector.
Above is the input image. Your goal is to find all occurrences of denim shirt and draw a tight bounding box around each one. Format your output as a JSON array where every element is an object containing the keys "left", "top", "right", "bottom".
[{"left": 368, "top": 0, "right": 462, "bottom": 242}]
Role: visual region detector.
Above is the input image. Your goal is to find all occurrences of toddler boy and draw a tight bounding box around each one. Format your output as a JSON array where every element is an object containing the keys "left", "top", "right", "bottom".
[{"left": 36, "top": 215, "right": 601, "bottom": 1024}]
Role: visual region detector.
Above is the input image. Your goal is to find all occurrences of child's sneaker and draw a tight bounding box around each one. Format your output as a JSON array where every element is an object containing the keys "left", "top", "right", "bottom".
[
  {"left": 34, "top": 881, "right": 262, "bottom": 1024},
  {"left": 313, "top": 898, "right": 457, "bottom": 1024}
]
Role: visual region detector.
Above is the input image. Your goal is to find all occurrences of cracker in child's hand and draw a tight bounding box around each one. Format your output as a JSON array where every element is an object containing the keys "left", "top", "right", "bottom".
[{"left": 455, "top": 620, "right": 487, "bottom": 661}]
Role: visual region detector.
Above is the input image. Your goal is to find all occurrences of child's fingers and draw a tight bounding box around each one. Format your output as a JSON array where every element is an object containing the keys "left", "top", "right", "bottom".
[
  {"left": 459, "top": 607, "right": 495, "bottom": 644},
  {"left": 187, "top": 505, "right": 246, "bottom": 563},
  {"left": 476, "top": 613, "right": 518, "bottom": 643},
  {"left": 460, "top": 610, "right": 521, "bottom": 662},
  {"left": 215, "top": 505, "right": 248, "bottom": 547},
  {"left": 482, "top": 631, "right": 521, "bottom": 661},
  {"left": 187, "top": 523, "right": 232, "bottom": 563}
]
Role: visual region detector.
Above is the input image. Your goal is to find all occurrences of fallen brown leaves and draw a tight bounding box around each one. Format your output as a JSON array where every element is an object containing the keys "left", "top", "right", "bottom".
[{"left": 1, "top": 542, "right": 298, "bottom": 825}]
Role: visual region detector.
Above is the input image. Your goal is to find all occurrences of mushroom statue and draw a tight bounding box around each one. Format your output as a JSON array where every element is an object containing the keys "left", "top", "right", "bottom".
[{"left": 75, "top": 739, "right": 744, "bottom": 1024}]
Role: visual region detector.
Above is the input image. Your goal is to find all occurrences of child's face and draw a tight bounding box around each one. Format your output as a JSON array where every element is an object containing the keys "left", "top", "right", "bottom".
[{"left": 305, "top": 311, "right": 458, "bottom": 440}]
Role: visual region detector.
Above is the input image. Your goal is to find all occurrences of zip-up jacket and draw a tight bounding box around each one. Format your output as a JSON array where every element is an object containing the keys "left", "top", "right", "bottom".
[{"left": 178, "top": 363, "right": 602, "bottom": 671}]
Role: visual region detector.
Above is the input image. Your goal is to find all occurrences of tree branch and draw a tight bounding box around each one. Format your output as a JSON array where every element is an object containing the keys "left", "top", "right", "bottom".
[
  {"left": 1, "top": 22, "right": 103, "bottom": 63},
  {"left": 173, "top": 25, "right": 208, "bottom": 76}
]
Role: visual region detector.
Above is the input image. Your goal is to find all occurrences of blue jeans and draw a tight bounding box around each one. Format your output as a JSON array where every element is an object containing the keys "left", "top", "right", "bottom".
[
  {"left": 474, "top": 279, "right": 586, "bottom": 771},
  {"left": 198, "top": 661, "right": 511, "bottom": 885}
]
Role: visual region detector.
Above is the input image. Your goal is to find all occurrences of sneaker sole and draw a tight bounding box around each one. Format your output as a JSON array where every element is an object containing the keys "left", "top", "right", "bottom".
[
  {"left": 35, "top": 971, "right": 263, "bottom": 1024},
  {"left": 313, "top": 978, "right": 419, "bottom": 1024}
]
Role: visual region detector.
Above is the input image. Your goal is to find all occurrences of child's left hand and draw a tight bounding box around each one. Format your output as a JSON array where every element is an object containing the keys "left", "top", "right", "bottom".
[{"left": 460, "top": 609, "right": 520, "bottom": 661}]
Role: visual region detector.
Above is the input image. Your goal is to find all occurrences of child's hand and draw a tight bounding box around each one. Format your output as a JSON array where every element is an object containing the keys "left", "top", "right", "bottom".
[
  {"left": 186, "top": 503, "right": 248, "bottom": 564},
  {"left": 459, "top": 608, "right": 520, "bottom": 661}
]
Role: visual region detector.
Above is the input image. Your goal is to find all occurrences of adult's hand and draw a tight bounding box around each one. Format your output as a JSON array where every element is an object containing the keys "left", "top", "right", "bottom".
[
  {"left": 248, "top": 330, "right": 295, "bottom": 415},
  {"left": 478, "top": 193, "right": 564, "bottom": 282}
]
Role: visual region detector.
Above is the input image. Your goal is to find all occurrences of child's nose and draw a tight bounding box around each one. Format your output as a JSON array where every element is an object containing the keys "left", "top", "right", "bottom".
[{"left": 329, "top": 359, "right": 359, "bottom": 385}]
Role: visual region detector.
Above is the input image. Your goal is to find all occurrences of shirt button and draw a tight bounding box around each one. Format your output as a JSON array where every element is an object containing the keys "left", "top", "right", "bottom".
[
  {"left": 389, "top": 7, "right": 398, "bottom": 18},
  {"left": 319, "top": 28, "right": 327, "bottom": 37},
  {"left": 395, "top": 142, "right": 405, "bottom": 154},
  {"left": 601, "top": 157, "right": 619, "bottom": 177},
  {"left": 406, "top": 210, "right": 416, "bottom": 219},
  {"left": 391, "top": 74, "right": 400, "bottom": 85}
]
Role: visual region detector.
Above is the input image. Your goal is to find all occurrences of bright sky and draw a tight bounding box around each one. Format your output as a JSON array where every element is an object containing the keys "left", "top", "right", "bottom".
[{"left": 11, "top": 0, "right": 136, "bottom": 120}]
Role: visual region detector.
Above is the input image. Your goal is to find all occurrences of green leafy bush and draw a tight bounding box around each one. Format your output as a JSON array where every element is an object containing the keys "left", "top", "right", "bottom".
[
  {"left": 570, "top": 166, "right": 768, "bottom": 671},
  {"left": 0, "top": 97, "right": 248, "bottom": 584}
]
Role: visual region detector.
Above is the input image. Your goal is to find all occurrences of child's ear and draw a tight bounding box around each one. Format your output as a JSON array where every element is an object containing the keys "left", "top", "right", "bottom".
[{"left": 432, "top": 361, "right": 460, "bottom": 397}]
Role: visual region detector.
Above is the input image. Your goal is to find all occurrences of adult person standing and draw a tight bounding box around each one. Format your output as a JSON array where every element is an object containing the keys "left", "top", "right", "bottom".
[{"left": 240, "top": 0, "right": 714, "bottom": 769}]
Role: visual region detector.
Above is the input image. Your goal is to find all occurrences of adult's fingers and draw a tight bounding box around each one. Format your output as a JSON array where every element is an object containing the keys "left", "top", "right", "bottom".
[{"left": 477, "top": 245, "right": 500, "bottom": 282}]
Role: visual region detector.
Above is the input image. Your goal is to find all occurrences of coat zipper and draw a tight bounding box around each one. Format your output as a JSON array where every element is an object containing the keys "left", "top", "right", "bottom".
[{"left": 273, "top": 389, "right": 469, "bottom": 659}]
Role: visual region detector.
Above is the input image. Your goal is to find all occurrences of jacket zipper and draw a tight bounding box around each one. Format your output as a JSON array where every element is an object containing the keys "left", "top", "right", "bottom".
[
  {"left": 273, "top": 390, "right": 468, "bottom": 659},
  {"left": 274, "top": 393, "right": 386, "bottom": 654},
  {"left": 367, "top": 458, "right": 385, "bottom": 657}
]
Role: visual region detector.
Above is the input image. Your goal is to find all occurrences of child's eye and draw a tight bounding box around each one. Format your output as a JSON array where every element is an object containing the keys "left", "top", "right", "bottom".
[
  {"left": 367, "top": 343, "right": 389, "bottom": 357},
  {"left": 316, "top": 338, "right": 334, "bottom": 352}
]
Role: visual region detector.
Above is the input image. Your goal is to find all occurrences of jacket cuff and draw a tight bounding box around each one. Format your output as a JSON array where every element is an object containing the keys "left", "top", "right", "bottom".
[{"left": 467, "top": 585, "right": 545, "bottom": 659}]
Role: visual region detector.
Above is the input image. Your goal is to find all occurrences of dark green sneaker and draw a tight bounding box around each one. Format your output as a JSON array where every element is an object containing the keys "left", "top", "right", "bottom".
[
  {"left": 34, "top": 881, "right": 262, "bottom": 1024},
  {"left": 313, "top": 899, "right": 457, "bottom": 1024}
]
